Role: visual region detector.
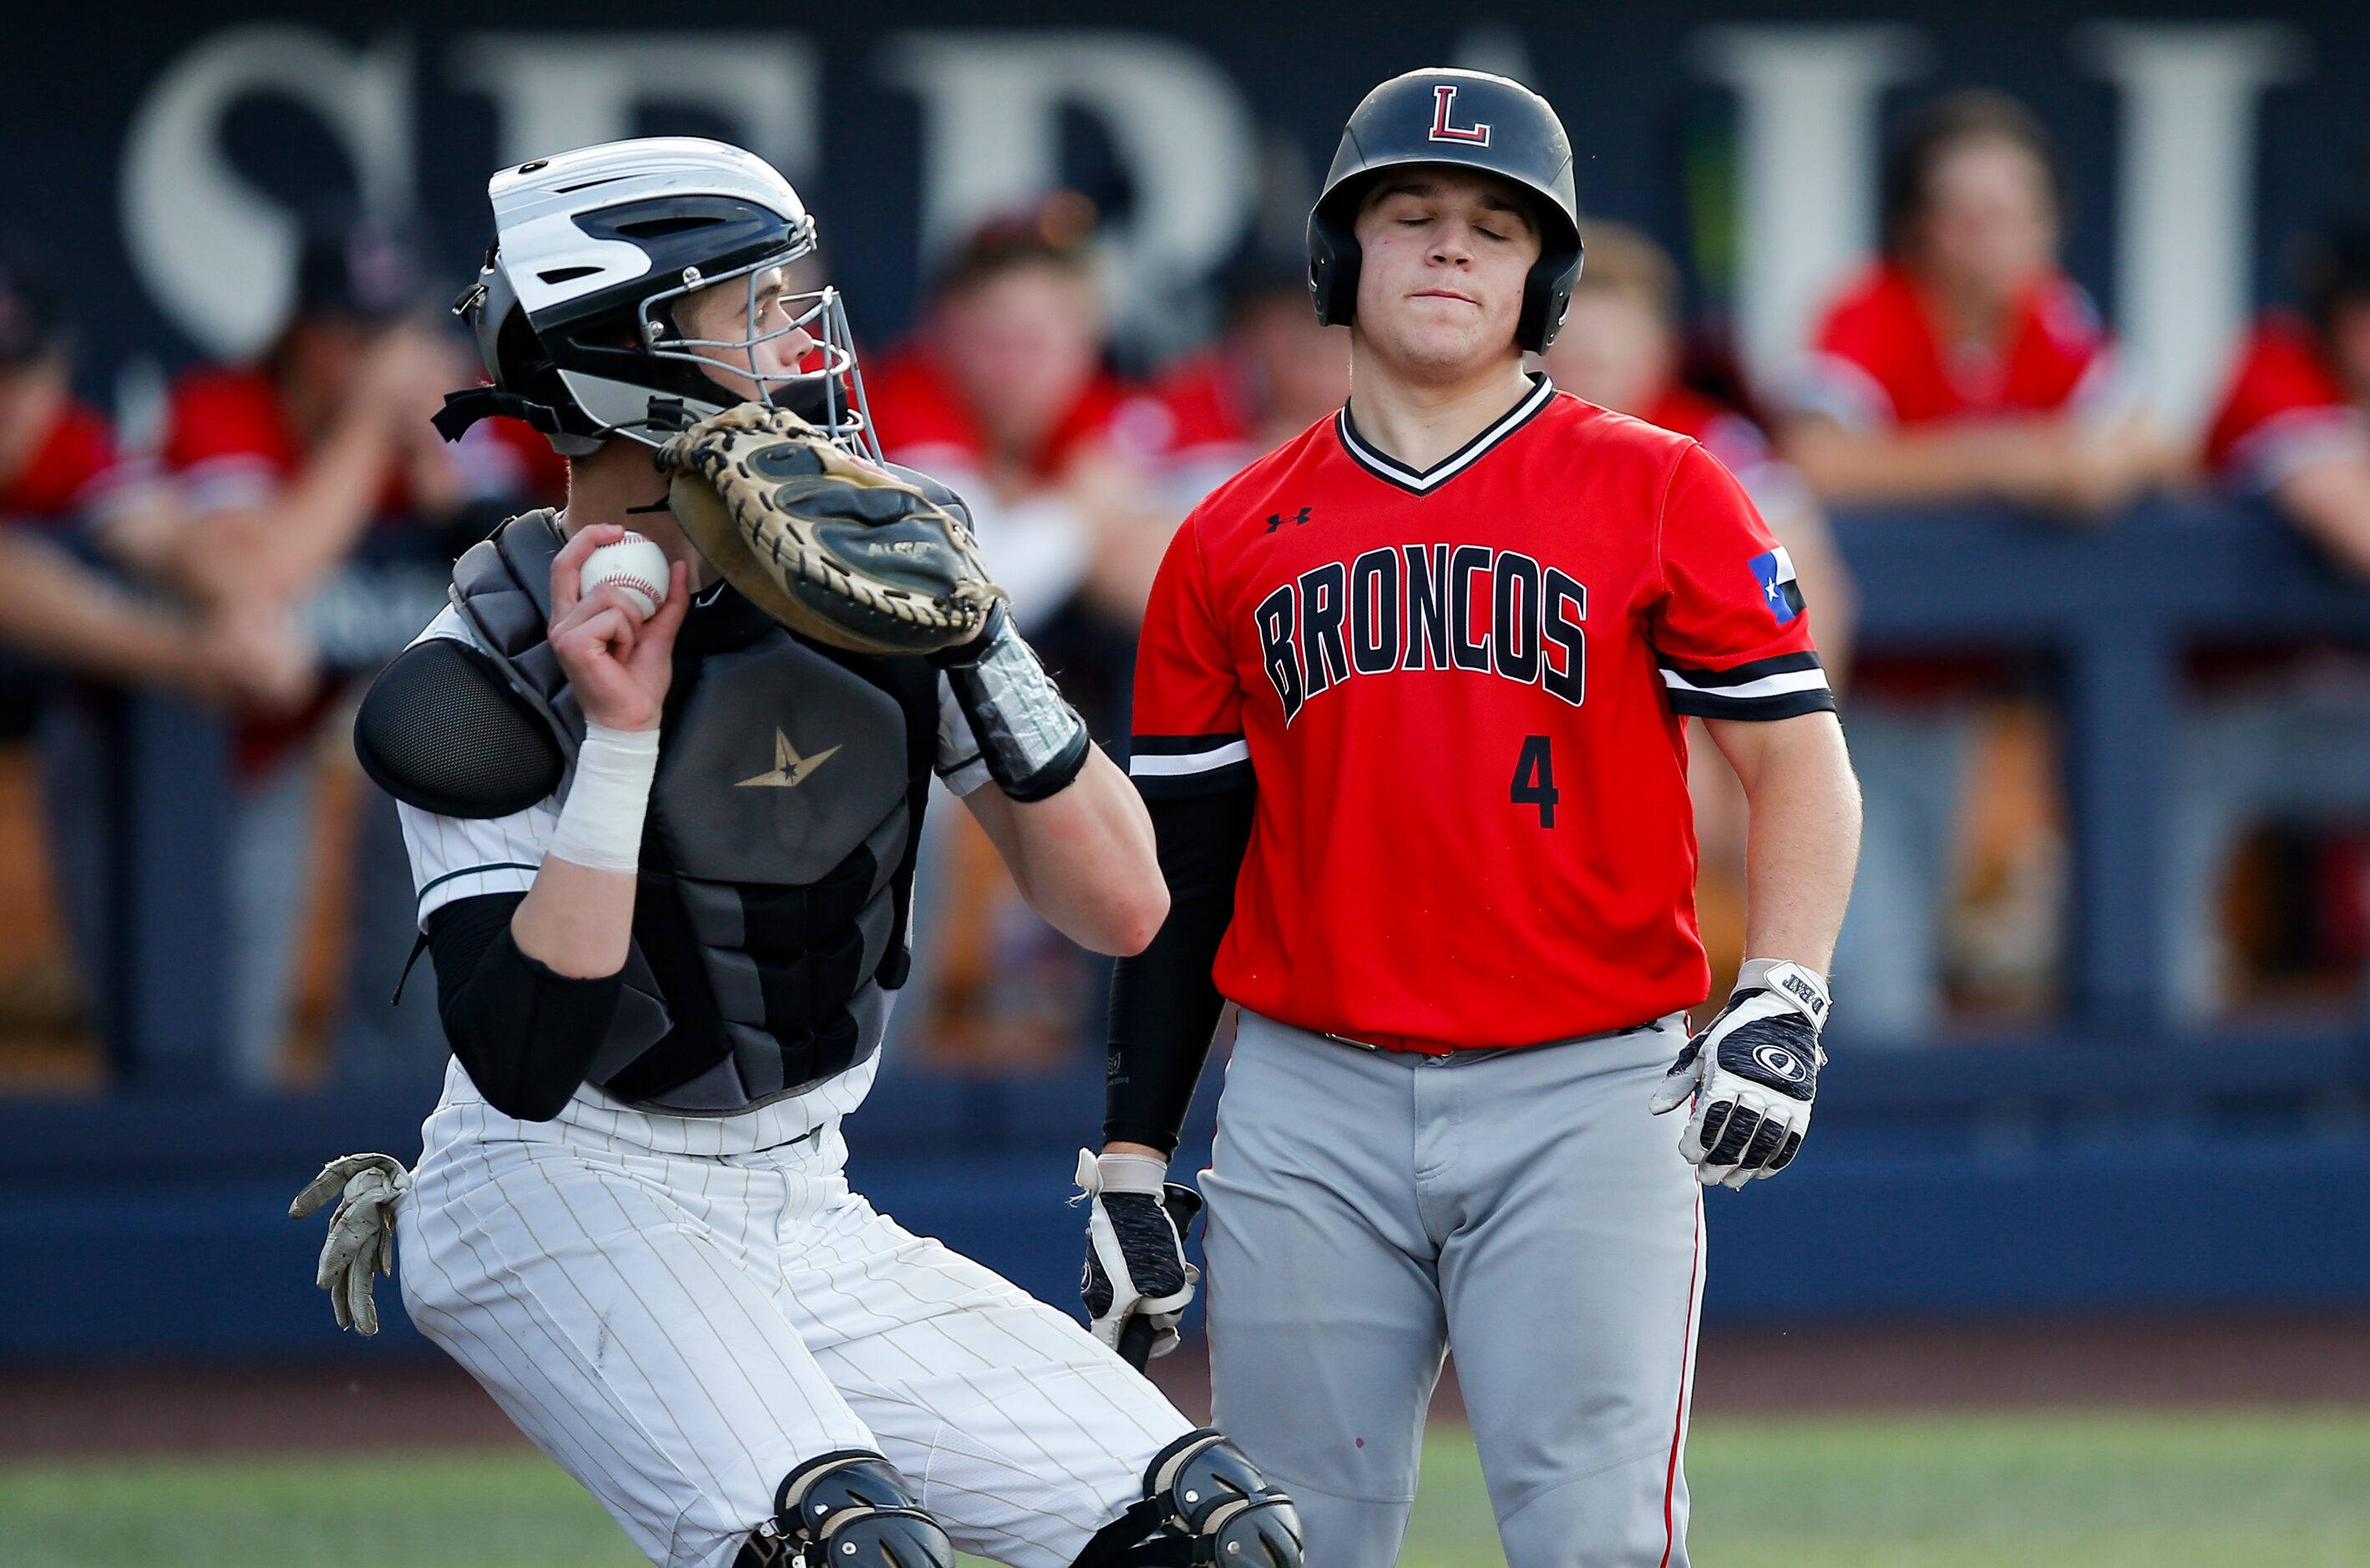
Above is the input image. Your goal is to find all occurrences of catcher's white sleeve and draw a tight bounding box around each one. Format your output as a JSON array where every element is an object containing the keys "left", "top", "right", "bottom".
[
  {"left": 394, "top": 606, "right": 560, "bottom": 928},
  {"left": 933, "top": 672, "right": 994, "bottom": 797}
]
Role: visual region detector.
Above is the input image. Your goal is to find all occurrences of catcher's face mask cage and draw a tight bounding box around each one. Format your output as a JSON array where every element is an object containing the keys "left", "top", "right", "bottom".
[
  {"left": 633, "top": 248, "right": 879, "bottom": 461},
  {"left": 458, "top": 144, "right": 881, "bottom": 461}
]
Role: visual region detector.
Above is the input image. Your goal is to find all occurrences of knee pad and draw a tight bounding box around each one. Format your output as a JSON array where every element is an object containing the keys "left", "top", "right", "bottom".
[
  {"left": 1071, "top": 1429, "right": 1303, "bottom": 1568},
  {"left": 735, "top": 1450, "right": 953, "bottom": 1568}
]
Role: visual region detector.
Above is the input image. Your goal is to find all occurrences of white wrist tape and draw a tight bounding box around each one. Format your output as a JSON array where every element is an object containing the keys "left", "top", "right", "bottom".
[
  {"left": 1095, "top": 1151, "right": 1169, "bottom": 1196},
  {"left": 547, "top": 722, "right": 660, "bottom": 874}
]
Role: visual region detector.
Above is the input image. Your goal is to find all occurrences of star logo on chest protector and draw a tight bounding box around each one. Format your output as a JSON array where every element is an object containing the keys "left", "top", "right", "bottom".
[{"left": 737, "top": 729, "right": 841, "bottom": 789}]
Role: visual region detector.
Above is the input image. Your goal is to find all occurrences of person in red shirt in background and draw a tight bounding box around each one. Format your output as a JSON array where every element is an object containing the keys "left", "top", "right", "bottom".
[
  {"left": 1547, "top": 223, "right": 1855, "bottom": 675},
  {"left": 2171, "top": 215, "right": 2370, "bottom": 1018},
  {"left": 0, "top": 242, "right": 307, "bottom": 701},
  {"left": 0, "top": 240, "right": 312, "bottom": 1070},
  {"left": 157, "top": 209, "right": 560, "bottom": 1089},
  {"left": 1545, "top": 223, "right": 1856, "bottom": 990},
  {"left": 1776, "top": 91, "right": 2177, "bottom": 1042},
  {"left": 865, "top": 196, "right": 1172, "bottom": 635},
  {"left": 1135, "top": 258, "right": 1353, "bottom": 509},
  {"left": 1781, "top": 91, "right": 2166, "bottom": 511},
  {"left": 864, "top": 198, "right": 1177, "bottom": 1069},
  {"left": 2205, "top": 220, "right": 2370, "bottom": 569}
]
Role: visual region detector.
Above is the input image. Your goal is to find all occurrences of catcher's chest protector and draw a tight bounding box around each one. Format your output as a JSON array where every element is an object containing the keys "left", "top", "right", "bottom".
[{"left": 452, "top": 512, "right": 938, "bottom": 1111}]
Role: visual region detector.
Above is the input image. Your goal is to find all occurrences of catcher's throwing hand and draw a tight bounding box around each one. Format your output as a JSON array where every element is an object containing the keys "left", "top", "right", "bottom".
[
  {"left": 289, "top": 1153, "right": 413, "bottom": 1335},
  {"left": 548, "top": 524, "right": 690, "bottom": 733},
  {"left": 656, "top": 402, "right": 1002, "bottom": 656},
  {"left": 1650, "top": 960, "right": 1830, "bottom": 1189},
  {"left": 1074, "top": 1150, "right": 1201, "bottom": 1362}
]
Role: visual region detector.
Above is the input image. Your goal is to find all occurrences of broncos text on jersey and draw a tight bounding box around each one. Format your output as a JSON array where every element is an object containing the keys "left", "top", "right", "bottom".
[{"left": 1128, "top": 377, "right": 1834, "bottom": 1050}]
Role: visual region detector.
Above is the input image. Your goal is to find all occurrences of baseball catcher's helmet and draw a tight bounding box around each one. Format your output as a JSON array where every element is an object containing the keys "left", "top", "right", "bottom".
[
  {"left": 1308, "top": 68, "right": 1583, "bottom": 352},
  {"left": 438, "top": 138, "right": 875, "bottom": 458}
]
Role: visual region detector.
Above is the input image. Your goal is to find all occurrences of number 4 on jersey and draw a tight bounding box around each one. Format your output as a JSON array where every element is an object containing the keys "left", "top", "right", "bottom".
[{"left": 1511, "top": 735, "right": 1558, "bottom": 827}]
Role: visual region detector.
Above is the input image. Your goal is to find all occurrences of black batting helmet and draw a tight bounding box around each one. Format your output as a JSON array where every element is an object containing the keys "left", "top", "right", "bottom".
[{"left": 1308, "top": 68, "right": 1583, "bottom": 352}]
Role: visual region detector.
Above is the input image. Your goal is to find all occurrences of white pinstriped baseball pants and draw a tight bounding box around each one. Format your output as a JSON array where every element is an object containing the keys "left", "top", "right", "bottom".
[{"left": 398, "top": 1065, "right": 1193, "bottom": 1568}]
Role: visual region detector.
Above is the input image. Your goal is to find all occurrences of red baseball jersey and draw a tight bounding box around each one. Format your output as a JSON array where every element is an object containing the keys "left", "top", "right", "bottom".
[
  {"left": 1130, "top": 376, "right": 1834, "bottom": 1050},
  {"left": 0, "top": 399, "right": 120, "bottom": 527},
  {"left": 2203, "top": 314, "right": 2367, "bottom": 493},
  {"left": 1792, "top": 261, "right": 2113, "bottom": 430},
  {"left": 160, "top": 366, "right": 564, "bottom": 776},
  {"left": 161, "top": 367, "right": 565, "bottom": 516},
  {"left": 863, "top": 346, "right": 1141, "bottom": 478}
]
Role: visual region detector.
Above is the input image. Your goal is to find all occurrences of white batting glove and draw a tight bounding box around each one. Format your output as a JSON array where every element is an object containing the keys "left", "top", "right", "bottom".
[
  {"left": 1074, "top": 1150, "right": 1199, "bottom": 1361},
  {"left": 289, "top": 1152, "right": 413, "bottom": 1335},
  {"left": 1650, "top": 960, "right": 1829, "bottom": 1190}
]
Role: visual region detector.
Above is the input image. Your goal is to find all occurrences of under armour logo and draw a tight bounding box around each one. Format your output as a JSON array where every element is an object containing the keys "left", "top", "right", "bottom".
[
  {"left": 1429, "top": 84, "right": 1491, "bottom": 146},
  {"left": 737, "top": 728, "right": 841, "bottom": 789},
  {"left": 1264, "top": 507, "right": 1314, "bottom": 534}
]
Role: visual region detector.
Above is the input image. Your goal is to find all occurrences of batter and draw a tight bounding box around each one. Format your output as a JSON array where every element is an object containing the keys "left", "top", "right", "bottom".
[{"left": 1081, "top": 70, "right": 1862, "bottom": 1566}]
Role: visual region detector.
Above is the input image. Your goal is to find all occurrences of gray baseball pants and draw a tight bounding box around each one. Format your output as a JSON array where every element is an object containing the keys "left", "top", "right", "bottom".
[{"left": 1203, "top": 1010, "right": 1704, "bottom": 1567}]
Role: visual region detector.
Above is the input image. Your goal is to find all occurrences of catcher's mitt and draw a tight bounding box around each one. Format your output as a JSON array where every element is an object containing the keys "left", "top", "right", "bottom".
[{"left": 657, "top": 402, "right": 1004, "bottom": 656}]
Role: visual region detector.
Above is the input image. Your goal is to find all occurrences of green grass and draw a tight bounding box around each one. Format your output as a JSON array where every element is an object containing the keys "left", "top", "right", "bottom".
[{"left": 7, "top": 1411, "right": 2368, "bottom": 1565}]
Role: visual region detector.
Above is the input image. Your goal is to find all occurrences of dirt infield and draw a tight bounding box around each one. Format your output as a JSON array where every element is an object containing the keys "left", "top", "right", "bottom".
[{"left": 6, "top": 1312, "right": 2365, "bottom": 1462}]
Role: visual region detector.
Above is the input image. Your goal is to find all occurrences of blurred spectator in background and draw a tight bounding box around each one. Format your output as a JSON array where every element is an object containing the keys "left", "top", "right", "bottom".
[
  {"left": 1133, "top": 255, "right": 1351, "bottom": 508},
  {"left": 0, "top": 240, "right": 312, "bottom": 1066},
  {"left": 1777, "top": 90, "right": 2178, "bottom": 1042},
  {"left": 2173, "top": 215, "right": 2370, "bottom": 1017},
  {"left": 1548, "top": 222, "right": 1855, "bottom": 673},
  {"left": 1544, "top": 222, "right": 1856, "bottom": 995},
  {"left": 0, "top": 240, "right": 307, "bottom": 703},
  {"left": 154, "top": 209, "right": 554, "bottom": 1088},
  {"left": 866, "top": 194, "right": 1174, "bottom": 635},
  {"left": 868, "top": 196, "right": 1177, "bottom": 1072},
  {"left": 1780, "top": 90, "right": 2168, "bottom": 512},
  {"left": 2205, "top": 216, "right": 2370, "bottom": 570}
]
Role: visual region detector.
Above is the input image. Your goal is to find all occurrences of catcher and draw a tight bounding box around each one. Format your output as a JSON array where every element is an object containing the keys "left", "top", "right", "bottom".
[{"left": 291, "top": 138, "right": 1300, "bottom": 1568}]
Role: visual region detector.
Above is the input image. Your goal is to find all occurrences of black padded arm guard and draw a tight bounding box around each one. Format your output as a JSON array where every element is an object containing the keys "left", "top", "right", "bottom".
[{"left": 929, "top": 604, "right": 1091, "bottom": 802}]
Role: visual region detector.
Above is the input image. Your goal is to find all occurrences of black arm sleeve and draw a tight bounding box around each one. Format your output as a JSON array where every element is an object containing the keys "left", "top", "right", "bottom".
[
  {"left": 426, "top": 892, "right": 627, "bottom": 1122},
  {"left": 1104, "top": 783, "right": 1255, "bottom": 1155}
]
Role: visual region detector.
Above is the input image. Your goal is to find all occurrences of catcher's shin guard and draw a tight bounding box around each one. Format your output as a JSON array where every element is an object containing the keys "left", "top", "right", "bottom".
[
  {"left": 736, "top": 1450, "right": 953, "bottom": 1568},
  {"left": 1070, "top": 1430, "right": 1303, "bottom": 1568}
]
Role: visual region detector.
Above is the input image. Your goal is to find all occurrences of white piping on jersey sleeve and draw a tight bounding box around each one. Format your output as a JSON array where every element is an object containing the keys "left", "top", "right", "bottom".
[
  {"left": 1658, "top": 664, "right": 1832, "bottom": 701},
  {"left": 1128, "top": 739, "right": 1251, "bottom": 777},
  {"left": 396, "top": 604, "right": 560, "bottom": 929},
  {"left": 1655, "top": 650, "right": 1836, "bottom": 721}
]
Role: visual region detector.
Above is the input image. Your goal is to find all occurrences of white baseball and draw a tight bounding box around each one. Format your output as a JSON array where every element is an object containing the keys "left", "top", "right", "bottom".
[{"left": 580, "top": 534, "right": 670, "bottom": 620}]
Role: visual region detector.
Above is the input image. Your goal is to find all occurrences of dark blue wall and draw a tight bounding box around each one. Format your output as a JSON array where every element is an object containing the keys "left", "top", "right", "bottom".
[
  {"left": 5, "top": 1059, "right": 2366, "bottom": 1361},
  {"left": 12, "top": 1, "right": 2370, "bottom": 387}
]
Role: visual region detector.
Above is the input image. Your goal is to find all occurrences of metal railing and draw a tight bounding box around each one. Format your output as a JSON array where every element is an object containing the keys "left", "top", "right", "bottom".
[{"left": 47, "top": 496, "right": 2370, "bottom": 1119}]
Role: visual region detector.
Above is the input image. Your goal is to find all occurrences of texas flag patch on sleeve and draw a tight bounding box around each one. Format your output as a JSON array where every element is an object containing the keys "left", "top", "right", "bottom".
[{"left": 1749, "top": 547, "right": 1805, "bottom": 625}]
